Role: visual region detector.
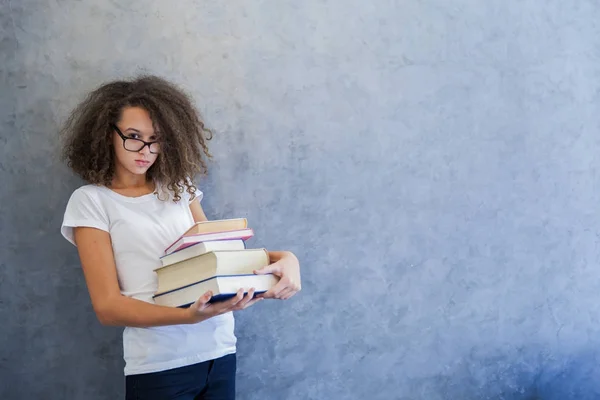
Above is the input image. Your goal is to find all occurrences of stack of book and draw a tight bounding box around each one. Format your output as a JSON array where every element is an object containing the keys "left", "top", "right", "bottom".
[{"left": 152, "top": 218, "right": 278, "bottom": 308}]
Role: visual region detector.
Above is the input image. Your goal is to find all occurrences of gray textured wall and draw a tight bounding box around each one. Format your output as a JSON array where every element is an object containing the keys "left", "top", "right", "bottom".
[{"left": 3, "top": 1, "right": 600, "bottom": 399}]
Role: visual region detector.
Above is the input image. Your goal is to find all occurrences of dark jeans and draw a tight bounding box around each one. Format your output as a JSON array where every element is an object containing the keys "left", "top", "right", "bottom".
[{"left": 125, "top": 353, "right": 236, "bottom": 400}]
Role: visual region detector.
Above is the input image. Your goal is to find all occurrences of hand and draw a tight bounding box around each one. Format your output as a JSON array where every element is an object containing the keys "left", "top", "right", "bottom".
[
  {"left": 186, "top": 288, "right": 263, "bottom": 324},
  {"left": 254, "top": 251, "right": 301, "bottom": 300}
]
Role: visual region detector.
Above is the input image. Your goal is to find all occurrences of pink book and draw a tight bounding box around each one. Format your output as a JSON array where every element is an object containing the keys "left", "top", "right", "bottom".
[{"left": 164, "top": 228, "right": 254, "bottom": 255}]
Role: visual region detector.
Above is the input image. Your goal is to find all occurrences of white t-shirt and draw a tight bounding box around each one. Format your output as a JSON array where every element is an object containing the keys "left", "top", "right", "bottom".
[{"left": 60, "top": 184, "right": 236, "bottom": 376}]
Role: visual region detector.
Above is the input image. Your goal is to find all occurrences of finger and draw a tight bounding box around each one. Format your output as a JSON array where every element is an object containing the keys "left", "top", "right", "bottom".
[
  {"left": 281, "top": 288, "right": 299, "bottom": 300},
  {"left": 241, "top": 297, "right": 264, "bottom": 309},
  {"left": 222, "top": 289, "right": 245, "bottom": 310},
  {"left": 262, "top": 279, "right": 290, "bottom": 299},
  {"left": 232, "top": 288, "right": 256, "bottom": 310},
  {"left": 234, "top": 288, "right": 256, "bottom": 309},
  {"left": 190, "top": 291, "right": 213, "bottom": 311},
  {"left": 207, "top": 289, "right": 243, "bottom": 314},
  {"left": 259, "top": 288, "right": 275, "bottom": 299},
  {"left": 276, "top": 287, "right": 295, "bottom": 300},
  {"left": 254, "top": 262, "right": 281, "bottom": 275}
]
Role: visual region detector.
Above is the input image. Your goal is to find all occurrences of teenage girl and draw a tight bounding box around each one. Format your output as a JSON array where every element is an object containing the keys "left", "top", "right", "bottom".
[{"left": 59, "top": 75, "right": 301, "bottom": 399}]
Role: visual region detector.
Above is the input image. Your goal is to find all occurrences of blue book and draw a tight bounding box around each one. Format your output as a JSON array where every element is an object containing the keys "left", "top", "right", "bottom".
[{"left": 154, "top": 274, "right": 278, "bottom": 308}]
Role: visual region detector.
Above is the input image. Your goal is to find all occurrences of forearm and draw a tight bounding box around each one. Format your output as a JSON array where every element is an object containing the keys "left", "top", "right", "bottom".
[
  {"left": 96, "top": 294, "right": 197, "bottom": 328},
  {"left": 268, "top": 250, "right": 295, "bottom": 263},
  {"left": 256, "top": 250, "right": 301, "bottom": 300}
]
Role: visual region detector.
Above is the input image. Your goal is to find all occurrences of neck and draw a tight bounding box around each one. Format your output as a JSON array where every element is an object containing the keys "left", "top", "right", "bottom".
[{"left": 111, "top": 166, "right": 150, "bottom": 190}]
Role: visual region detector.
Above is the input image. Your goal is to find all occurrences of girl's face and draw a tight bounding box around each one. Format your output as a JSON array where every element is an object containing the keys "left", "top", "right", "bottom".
[{"left": 112, "top": 106, "right": 160, "bottom": 179}]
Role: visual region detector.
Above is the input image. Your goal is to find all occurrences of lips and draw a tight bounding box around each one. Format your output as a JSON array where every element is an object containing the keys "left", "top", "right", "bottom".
[{"left": 135, "top": 160, "right": 151, "bottom": 166}]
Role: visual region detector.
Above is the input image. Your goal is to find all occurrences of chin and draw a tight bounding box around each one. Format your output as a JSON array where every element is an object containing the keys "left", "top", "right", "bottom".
[{"left": 129, "top": 165, "right": 153, "bottom": 175}]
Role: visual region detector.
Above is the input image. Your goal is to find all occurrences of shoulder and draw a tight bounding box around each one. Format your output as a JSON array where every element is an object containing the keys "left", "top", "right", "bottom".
[
  {"left": 67, "top": 184, "right": 105, "bottom": 204},
  {"left": 154, "top": 181, "right": 204, "bottom": 203},
  {"left": 186, "top": 182, "right": 204, "bottom": 203},
  {"left": 61, "top": 185, "right": 110, "bottom": 244},
  {"left": 187, "top": 186, "right": 203, "bottom": 203},
  {"left": 64, "top": 184, "right": 111, "bottom": 217},
  {"left": 73, "top": 184, "right": 104, "bottom": 196}
]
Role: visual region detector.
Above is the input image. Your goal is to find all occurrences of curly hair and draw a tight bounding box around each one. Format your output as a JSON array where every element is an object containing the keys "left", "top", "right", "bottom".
[{"left": 60, "top": 75, "right": 212, "bottom": 202}]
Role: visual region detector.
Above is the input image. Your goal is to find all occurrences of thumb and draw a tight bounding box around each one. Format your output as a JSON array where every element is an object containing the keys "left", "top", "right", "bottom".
[{"left": 254, "top": 262, "right": 281, "bottom": 275}]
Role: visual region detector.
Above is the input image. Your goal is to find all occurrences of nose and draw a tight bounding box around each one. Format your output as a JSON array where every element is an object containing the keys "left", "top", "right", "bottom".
[{"left": 138, "top": 144, "right": 151, "bottom": 155}]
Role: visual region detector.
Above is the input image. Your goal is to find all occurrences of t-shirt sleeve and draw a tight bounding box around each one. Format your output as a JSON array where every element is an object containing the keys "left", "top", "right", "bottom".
[
  {"left": 188, "top": 186, "right": 204, "bottom": 204},
  {"left": 61, "top": 188, "right": 109, "bottom": 246}
]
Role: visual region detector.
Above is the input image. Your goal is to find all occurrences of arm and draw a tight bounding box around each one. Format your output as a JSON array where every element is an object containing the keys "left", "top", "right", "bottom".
[
  {"left": 189, "top": 197, "right": 208, "bottom": 222},
  {"left": 189, "top": 198, "right": 301, "bottom": 300},
  {"left": 74, "top": 227, "right": 192, "bottom": 327},
  {"left": 255, "top": 251, "right": 302, "bottom": 300},
  {"left": 74, "top": 226, "right": 256, "bottom": 328}
]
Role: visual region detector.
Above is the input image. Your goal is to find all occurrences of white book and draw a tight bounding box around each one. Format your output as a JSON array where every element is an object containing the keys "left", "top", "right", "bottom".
[
  {"left": 153, "top": 274, "right": 279, "bottom": 308},
  {"left": 158, "top": 239, "right": 246, "bottom": 268}
]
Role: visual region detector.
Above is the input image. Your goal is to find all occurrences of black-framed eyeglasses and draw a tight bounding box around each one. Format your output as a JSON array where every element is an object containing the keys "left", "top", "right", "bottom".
[{"left": 111, "top": 124, "right": 161, "bottom": 154}]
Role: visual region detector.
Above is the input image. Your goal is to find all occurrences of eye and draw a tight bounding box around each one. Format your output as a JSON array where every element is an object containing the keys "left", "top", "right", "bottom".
[{"left": 128, "top": 133, "right": 141, "bottom": 139}]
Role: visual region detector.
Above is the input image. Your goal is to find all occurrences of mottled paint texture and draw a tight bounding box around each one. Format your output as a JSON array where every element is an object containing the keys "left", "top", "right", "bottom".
[{"left": 3, "top": 1, "right": 600, "bottom": 399}]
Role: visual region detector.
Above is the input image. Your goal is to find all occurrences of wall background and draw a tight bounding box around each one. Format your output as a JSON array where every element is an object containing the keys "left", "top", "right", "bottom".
[{"left": 3, "top": 1, "right": 600, "bottom": 399}]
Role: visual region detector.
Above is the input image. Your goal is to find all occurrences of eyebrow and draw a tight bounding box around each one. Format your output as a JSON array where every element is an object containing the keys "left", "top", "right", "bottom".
[{"left": 124, "top": 127, "right": 159, "bottom": 136}]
